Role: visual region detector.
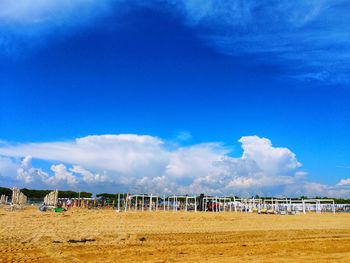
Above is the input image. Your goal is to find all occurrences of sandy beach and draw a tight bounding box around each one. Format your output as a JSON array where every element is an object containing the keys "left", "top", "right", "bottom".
[{"left": 1, "top": 207, "right": 350, "bottom": 262}]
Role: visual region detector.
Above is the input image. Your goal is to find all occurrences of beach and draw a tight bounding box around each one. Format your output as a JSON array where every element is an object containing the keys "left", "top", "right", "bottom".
[{"left": 1, "top": 207, "right": 350, "bottom": 262}]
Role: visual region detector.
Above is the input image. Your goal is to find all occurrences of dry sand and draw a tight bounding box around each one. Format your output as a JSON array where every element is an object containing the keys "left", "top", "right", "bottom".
[{"left": 1, "top": 207, "right": 350, "bottom": 262}]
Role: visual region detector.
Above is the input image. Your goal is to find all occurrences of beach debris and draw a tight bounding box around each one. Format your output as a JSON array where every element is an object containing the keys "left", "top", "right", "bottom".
[
  {"left": 68, "top": 238, "right": 96, "bottom": 243},
  {"left": 139, "top": 237, "right": 146, "bottom": 245}
]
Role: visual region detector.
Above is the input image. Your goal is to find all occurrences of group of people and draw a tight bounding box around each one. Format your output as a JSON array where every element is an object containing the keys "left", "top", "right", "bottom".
[{"left": 39, "top": 198, "right": 72, "bottom": 212}]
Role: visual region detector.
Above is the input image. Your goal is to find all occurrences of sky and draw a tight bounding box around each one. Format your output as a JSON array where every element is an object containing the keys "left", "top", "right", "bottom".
[{"left": 0, "top": 0, "right": 349, "bottom": 197}]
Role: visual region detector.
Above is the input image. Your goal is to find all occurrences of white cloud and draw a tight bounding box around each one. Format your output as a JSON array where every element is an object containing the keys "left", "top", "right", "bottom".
[
  {"left": 8, "top": 155, "right": 106, "bottom": 189},
  {"left": 0, "top": 134, "right": 168, "bottom": 176},
  {"left": 165, "top": 143, "right": 225, "bottom": 179},
  {"left": 337, "top": 178, "right": 350, "bottom": 186},
  {"left": 70, "top": 165, "right": 107, "bottom": 184},
  {"left": 17, "top": 156, "right": 48, "bottom": 184},
  {"left": 239, "top": 136, "right": 301, "bottom": 175},
  {"left": 0, "top": 134, "right": 349, "bottom": 197},
  {"left": 46, "top": 163, "right": 78, "bottom": 186}
]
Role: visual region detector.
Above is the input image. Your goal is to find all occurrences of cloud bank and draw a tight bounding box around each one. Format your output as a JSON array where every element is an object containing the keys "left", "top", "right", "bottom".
[{"left": 0, "top": 134, "right": 349, "bottom": 197}]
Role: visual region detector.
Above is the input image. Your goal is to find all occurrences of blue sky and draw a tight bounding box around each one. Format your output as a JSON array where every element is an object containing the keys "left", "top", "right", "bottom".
[{"left": 0, "top": 1, "right": 349, "bottom": 197}]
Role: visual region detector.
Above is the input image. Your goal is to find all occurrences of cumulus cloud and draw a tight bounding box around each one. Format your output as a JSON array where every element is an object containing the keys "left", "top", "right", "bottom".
[
  {"left": 10, "top": 155, "right": 107, "bottom": 189},
  {"left": 17, "top": 156, "right": 48, "bottom": 184},
  {"left": 46, "top": 164, "right": 78, "bottom": 186},
  {"left": 15, "top": 156, "right": 78, "bottom": 187},
  {"left": 70, "top": 165, "right": 107, "bottom": 184},
  {"left": 0, "top": 133, "right": 349, "bottom": 197},
  {"left": 239, "top": 136, "right": 301, "bottom": 174}
]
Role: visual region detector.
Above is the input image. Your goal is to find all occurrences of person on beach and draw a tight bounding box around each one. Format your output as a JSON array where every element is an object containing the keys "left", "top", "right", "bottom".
[
  {"left": 39, "top": 203, "right": 48, "bottom": 212},
  {"left": 66, "top": 199, "right": 72, "bottom": 209}
]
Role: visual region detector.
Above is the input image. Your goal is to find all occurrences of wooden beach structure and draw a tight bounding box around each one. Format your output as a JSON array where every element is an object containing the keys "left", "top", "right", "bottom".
[
  {"left": 43, "top": 190, "right": 58, "bottom": 207},
  {"left": 0, "top": 194, "right": 8, "bottom": 205},
  {"left": 11, "top": 187, "right": 27, "bottom": 206},
  {"left": 5, "top": 187, "right": 28, "bottom": 210}
]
